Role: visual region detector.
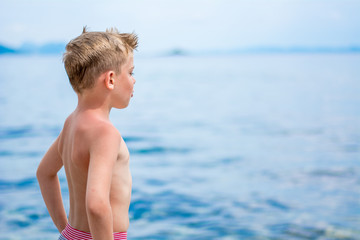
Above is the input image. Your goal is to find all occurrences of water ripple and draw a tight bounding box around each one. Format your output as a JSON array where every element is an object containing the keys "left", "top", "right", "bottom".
[
  {"left": 268, "top": 223, "right": 358, "bottom": 240},
  {"left": 0, "top": 177, "right": 37, "bottom": 191},
  {"left": 0, "top": 125, "right": 61, "bottom": 139},
  {"left": 309, "top": 168, "right": 357, "bottom": 178},
  {"left": 0, "top": 125, "right": 34, "bottom": 139},
  {"left": 123, "top": 136, "right": 146, "bottom": 142},
  {"left": 0, "top": 150, "right": 42, "bottom": 157},
  {"left": 265, "top": 199, "right": 291, "bottom": 211},
  {"left": 131, "top": 146, "right": 191, "bottom": 155}
]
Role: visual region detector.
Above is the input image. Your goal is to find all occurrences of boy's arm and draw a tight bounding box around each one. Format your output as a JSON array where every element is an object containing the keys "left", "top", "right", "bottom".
[
  {"left": 86, "top": 125, "right": 120, "bottom": 240},
  {"left": 36, "top": 135, "right": 67, "bottom": 233}
]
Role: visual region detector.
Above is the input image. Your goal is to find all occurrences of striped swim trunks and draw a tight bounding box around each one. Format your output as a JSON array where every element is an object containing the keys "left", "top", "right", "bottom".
[{"left": 58, "top": 223, "right": 127, "bottom": 240}]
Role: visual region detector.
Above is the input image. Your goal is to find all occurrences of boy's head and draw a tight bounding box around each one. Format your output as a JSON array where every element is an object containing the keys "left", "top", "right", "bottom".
[{"left": 63, "top": 27, "right": 138, "bottom": 94}]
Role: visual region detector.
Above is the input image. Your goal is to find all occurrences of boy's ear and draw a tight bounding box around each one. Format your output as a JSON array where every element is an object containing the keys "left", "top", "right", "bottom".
[{"left": 105, "top": 71, "right": 115, "bottom": 90}]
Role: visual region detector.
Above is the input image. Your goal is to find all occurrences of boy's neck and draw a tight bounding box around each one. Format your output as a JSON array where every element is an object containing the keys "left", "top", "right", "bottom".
[{"left": 76, "top": 91, "right": 112, "bottom": 119}]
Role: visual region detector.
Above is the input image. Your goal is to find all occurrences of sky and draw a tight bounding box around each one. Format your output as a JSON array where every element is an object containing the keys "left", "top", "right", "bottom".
[{"left": 0, "top": 0, "right": 360, "bottom": 53}]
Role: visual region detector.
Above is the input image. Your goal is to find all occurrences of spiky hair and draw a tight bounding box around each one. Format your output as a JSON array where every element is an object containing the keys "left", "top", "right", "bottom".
[{"left": 63, "top": 27, "right": 138, "bottom": 93}]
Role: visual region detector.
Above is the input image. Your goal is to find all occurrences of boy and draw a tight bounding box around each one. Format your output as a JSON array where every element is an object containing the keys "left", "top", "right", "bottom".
[{"left": 36, "top": 27, "right": 138, "bottom": 240}]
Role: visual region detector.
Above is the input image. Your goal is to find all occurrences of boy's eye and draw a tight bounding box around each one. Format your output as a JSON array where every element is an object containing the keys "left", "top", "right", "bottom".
[{"left": 130, "top": 72, "right": 134, "bottom": 76}]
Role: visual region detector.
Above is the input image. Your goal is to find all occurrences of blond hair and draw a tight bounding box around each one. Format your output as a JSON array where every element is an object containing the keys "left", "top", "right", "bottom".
[{"left": 63, "top": 27, "right": 138, "bottom": 93}]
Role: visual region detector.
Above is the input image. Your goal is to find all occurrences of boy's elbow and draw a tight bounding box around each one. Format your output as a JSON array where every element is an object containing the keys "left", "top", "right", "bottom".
[
  {"left": 36, "top": 165, "right": 44, "bottom": 181},
  {"left": 86, "top": 197, "right": 111, "bottom": 218},
  {"left": 36, "top": 164, "right": 55, "bottom": 181}
]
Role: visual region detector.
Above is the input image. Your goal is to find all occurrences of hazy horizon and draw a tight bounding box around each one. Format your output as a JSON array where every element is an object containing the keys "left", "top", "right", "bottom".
[{"left": 1, "top": 0, "right": 360, "bottom": 53}]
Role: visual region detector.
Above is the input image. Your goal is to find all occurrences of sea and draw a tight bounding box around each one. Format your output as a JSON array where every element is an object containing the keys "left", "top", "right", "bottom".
[{"left": 0, "top": 53, "right": 359, "bottom": 240}]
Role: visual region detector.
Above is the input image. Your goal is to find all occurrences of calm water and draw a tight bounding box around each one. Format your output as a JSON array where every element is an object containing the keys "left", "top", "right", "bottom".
[{"left": 0, "top": 53, "right": 359, "bottom": 240}]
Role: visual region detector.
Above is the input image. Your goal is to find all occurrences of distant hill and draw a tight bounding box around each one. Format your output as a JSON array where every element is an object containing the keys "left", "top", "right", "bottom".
[
  {"left": 0, "top": 44, "right": 16, "bottom": 54},
  {"left": 0, "top": 42, "right": 66, "bottom": 55}
]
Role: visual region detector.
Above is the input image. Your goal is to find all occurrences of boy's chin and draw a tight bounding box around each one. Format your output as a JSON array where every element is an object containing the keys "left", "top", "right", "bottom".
[{"left": 113, "top": 101, "right": 130, "bottom": 109}]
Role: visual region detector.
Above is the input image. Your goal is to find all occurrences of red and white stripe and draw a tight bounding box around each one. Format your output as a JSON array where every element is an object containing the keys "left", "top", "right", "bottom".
[{"left": 61, "top": 223, "right": 127, "bottom": 240}]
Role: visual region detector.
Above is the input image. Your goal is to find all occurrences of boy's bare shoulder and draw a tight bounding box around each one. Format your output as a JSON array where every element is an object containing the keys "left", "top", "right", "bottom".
[
  {"left": 92, "top": 120, "right": 120, "bottom": 139},
  {"left": 62, "top": 113, "right": 121, "bottom": 145},
  {"left": 85, "top": 117, "right": 121, "bottom": 148}
]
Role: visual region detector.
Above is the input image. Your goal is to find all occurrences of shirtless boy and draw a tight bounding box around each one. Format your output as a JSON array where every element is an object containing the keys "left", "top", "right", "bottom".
[{"left": 36, "top": 27, "right": 138, "bottom": 240}]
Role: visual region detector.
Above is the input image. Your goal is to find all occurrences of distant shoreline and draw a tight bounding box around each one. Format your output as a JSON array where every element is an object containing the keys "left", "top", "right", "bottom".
[{"left": 1, "top": 42, "right": 360, "bottom": 56}]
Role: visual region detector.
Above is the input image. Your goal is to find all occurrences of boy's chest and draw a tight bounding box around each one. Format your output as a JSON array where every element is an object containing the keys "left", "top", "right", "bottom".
[{"left": 117, "top": 137, "right": 130, "bottom": 163}]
